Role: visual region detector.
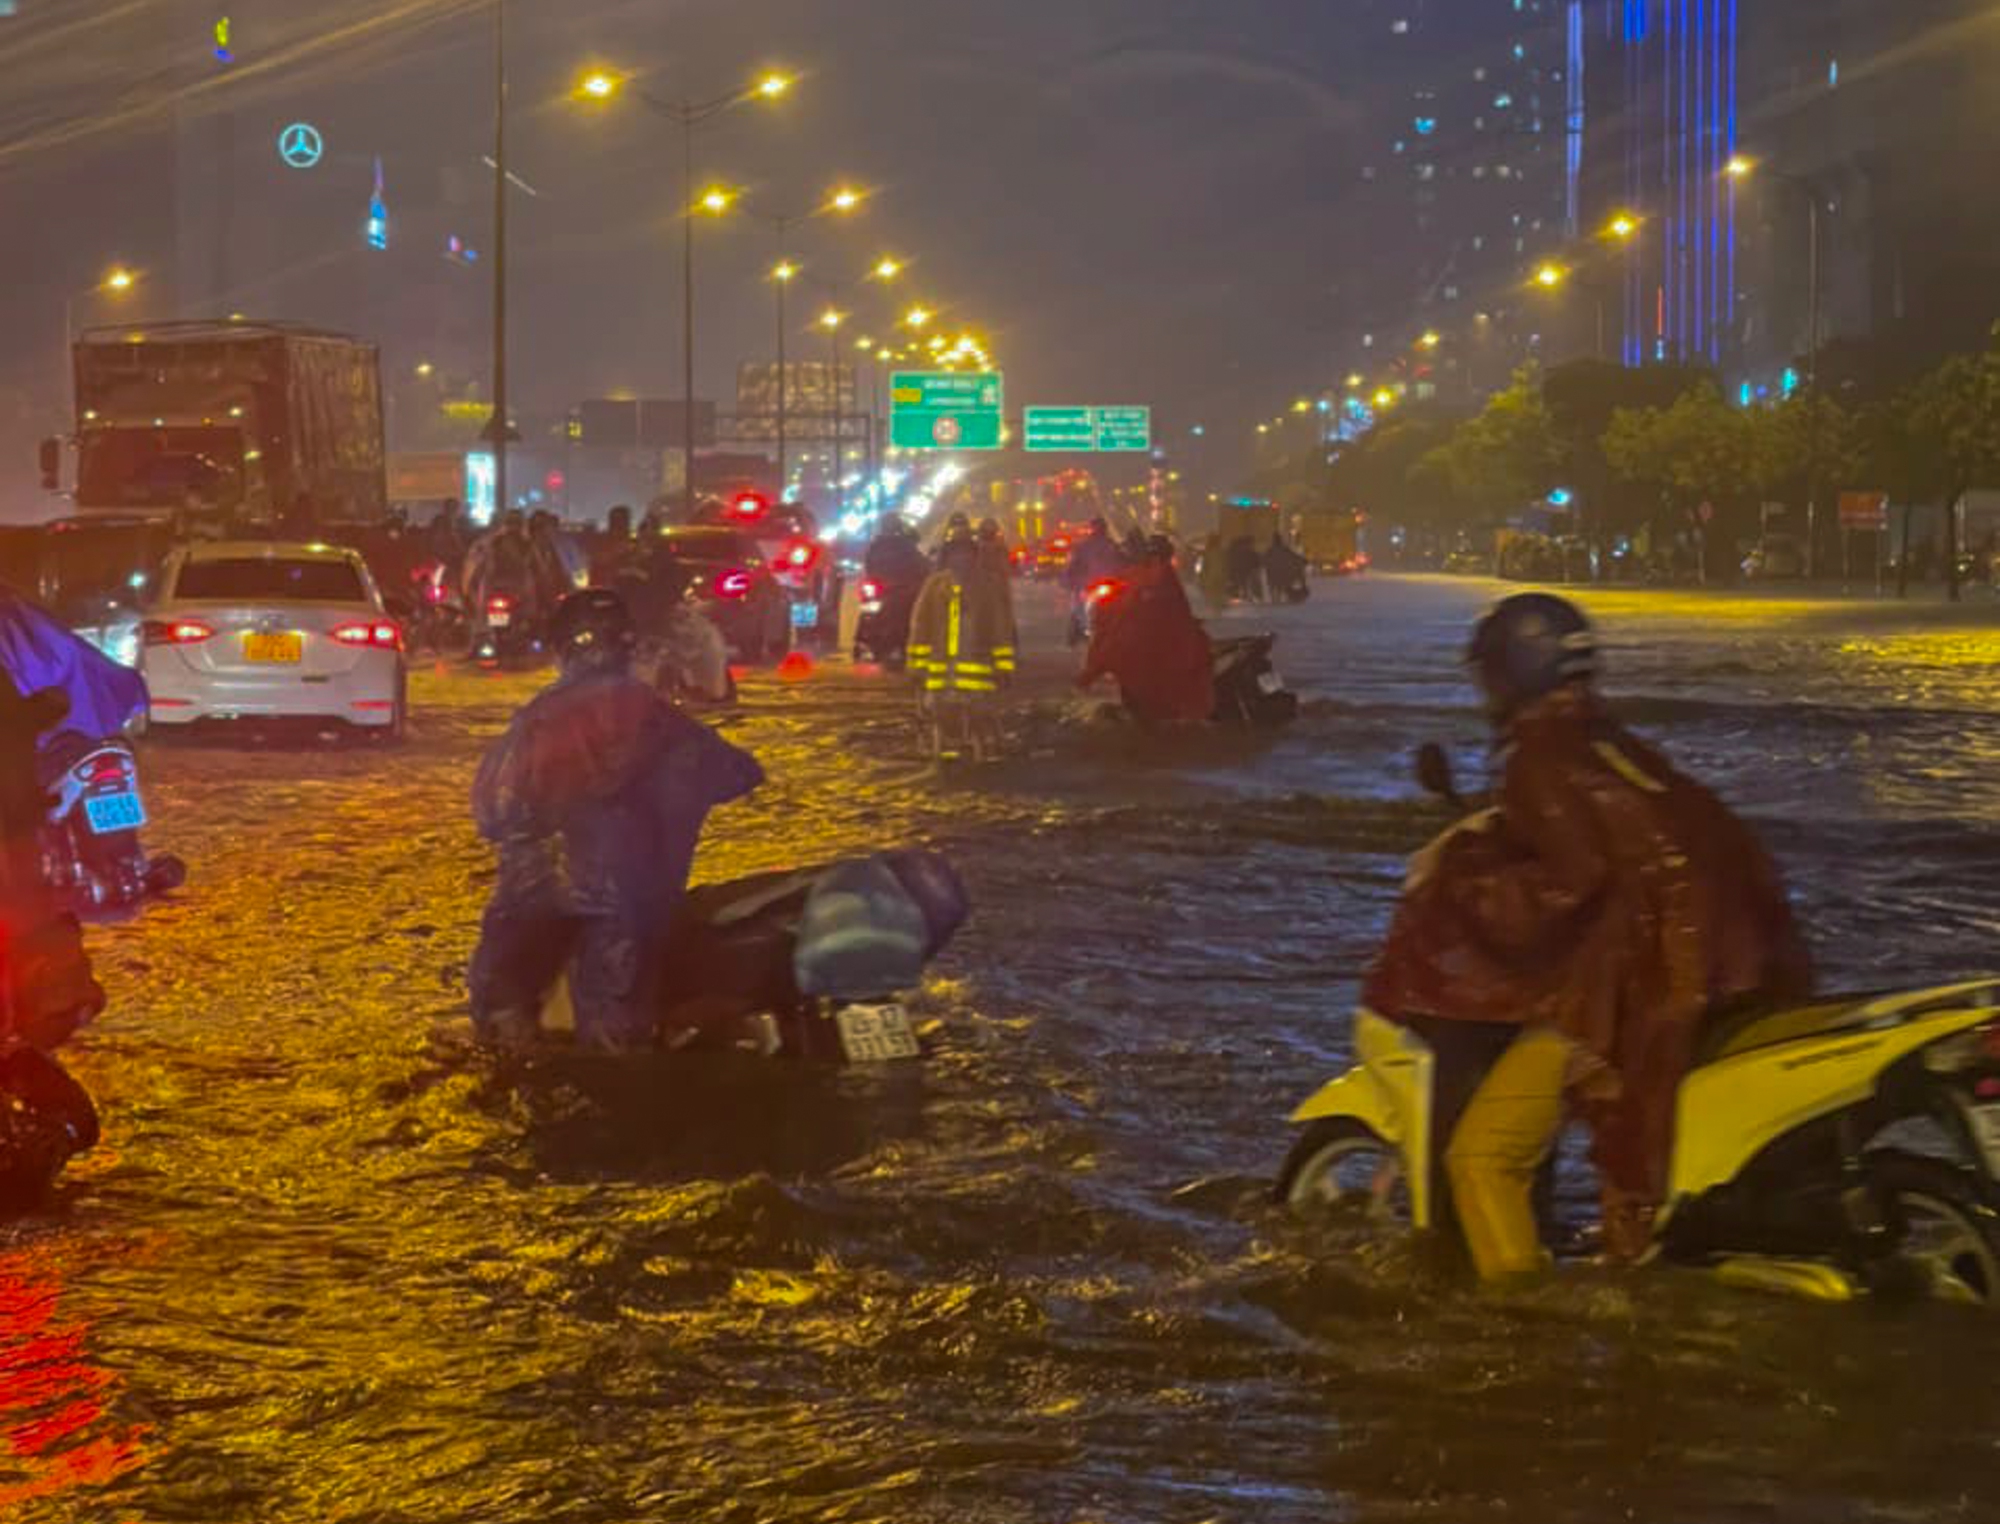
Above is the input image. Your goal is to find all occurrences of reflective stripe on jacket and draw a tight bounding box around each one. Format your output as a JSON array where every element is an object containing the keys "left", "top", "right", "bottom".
[{"left": 908, "top": 572, "right": 1014, "bottom": 693}]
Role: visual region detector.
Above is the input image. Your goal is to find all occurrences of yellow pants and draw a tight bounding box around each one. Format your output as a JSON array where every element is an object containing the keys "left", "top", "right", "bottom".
[{"left": 1444, "top": 1027, "right": 1574, "bottom": 1281}]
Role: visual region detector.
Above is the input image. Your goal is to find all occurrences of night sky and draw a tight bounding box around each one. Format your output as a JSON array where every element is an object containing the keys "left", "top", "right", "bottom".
[{"left": 0, "top": 1, "right": 1457, "bottom": 496}]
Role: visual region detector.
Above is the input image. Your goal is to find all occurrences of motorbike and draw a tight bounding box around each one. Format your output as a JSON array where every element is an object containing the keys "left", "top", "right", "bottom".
[
  {"left": 470, "top": 589, "right": 544, "bottom": 666},
  {"left": 408, "top": 560, "right": 470, "bottom": 657},
  {"left": 852, "top": 575, "right": 922, "bottom": 670},
  {"left": 1277, "top": 744, "right": 2000, "bottom": 1306},
  {"left": 1210, "top": 634, "right": 1298, "bottom": 729},
  {"left": 526, "top": 851, "right": 969, "bottom": 1066},
  {"left": 38, "top": 732, "right": 185, "bottom": 915}
]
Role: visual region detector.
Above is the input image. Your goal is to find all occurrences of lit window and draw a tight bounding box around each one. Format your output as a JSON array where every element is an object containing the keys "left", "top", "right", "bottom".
[
  {"left": 1417, "top": 163, "right": 1436, "bottom": 180},
  {"left": 1494, "top": 93, "right": 1514, "bottom": 108},
  {"left": 1828, "top": 58, "right": 1839, "bottom": 87},
  {"left": 1391, "top": 17, "right": 1409, "bottom": 32},
  {"left": 1414, "top": 116, "right": 1437, "bottom": 134}
]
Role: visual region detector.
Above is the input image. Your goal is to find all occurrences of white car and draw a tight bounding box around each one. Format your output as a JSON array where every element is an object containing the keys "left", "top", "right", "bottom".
[{"left": 140, "top": 541, "right": 407, "bottom": 736}]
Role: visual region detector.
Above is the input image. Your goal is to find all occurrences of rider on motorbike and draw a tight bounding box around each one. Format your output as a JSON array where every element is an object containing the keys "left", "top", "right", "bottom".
[
  {"left": 462, "top": 511, "right": 542, "bottom": 639},
  {"left": 1364, "top": 593, "right": 1812, "bottom": 1276},
  {"left": 468, "top": 589, "right": 765, "bottom": 1053},
  {"left": 1076, "top": 535, "right": 1214, "bottom": 726}
]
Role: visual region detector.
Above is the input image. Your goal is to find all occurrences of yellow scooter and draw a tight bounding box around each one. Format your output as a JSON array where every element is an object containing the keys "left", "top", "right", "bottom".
[{"left": 1278, "top": 748, "right": 2000, "bottom": 1305}]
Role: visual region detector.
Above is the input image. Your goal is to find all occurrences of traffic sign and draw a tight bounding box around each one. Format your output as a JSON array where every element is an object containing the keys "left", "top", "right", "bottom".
[
  {"left": 278, "top": 122, "right": 323, "bottom": 169},
  {"left": 1095, "top": 405, "right": 1151, "bottom": 452},
  {"left": 1023, "top": 407, "right": 1095, "bottom": 451},
  {"left": 1839, "top": 490, "right": 1888, "bottom": 531},
  {"left": 890, "top": 371, "right": 1003, "bottom": 451},
  {"left": 1023, "top": 404, "right": 1152, "bottom": 453}
]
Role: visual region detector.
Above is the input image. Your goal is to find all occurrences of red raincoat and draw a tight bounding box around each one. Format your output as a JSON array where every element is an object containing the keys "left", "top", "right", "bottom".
[
  {"left": 1078, "top": 561, "right": 1214, "bottom": 725},
  {"left": 1364, "top": 686, "right": 1812, "bottom": 1206}
]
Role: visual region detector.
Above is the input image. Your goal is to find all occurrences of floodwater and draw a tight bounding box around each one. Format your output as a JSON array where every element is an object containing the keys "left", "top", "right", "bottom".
[{"left": 5, "top": 574, "right": 2000, "bottom": 1523}]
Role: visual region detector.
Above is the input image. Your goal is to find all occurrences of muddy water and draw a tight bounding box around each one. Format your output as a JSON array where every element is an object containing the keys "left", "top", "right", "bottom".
[{"left": 4, "top": 575, "right": 1999, "bottom": 1522}]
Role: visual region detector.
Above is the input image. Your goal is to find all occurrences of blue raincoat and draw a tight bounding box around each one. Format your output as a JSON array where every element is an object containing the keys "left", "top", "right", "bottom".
[
  {"left": 0, "top": 593, "right": 147, "bottom": 746},
  {"left": 468, "top": 669, "right": 764, "bottom": 1050}
]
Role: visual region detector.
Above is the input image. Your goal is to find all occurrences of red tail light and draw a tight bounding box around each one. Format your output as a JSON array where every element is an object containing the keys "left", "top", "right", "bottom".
[
  {"left": 486, "top": 594, "right": 514, "bottom": 615},
  {"left": 1086, "top": 578, "right": 1122, "bottom": 606},
  {"left": 859, "top": 578, "right": 882, "bottom": 604},
  {"left": 728, "top": 492, "right": 770, "bottom": 521},
  {"left": 331, "top": 621, "right": 404, "bottom": 652},
  {"left": 142, "top": 618, "right": 215, "bottom": 646},
  {"left": 714, "top": 570, "right": 753, "bottom": 600},
  {"left": 783, "top": 540, "right": 819, "bottom": 571},
  {"left": 75, "top": 753, "right": 133, "bottom": 784}
]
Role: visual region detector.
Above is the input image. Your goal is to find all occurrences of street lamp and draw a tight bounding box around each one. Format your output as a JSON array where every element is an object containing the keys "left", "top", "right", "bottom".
[
  {"left": 1607, "top": 212, "right": 1640, "bottom": 240},
  {"left": 574, "top": 62, "right": 792, "bottom": 518},
  {"left": 62, "top": 266, "right": 140, "bottom": 397},
  {"left": 1533, "top": 262, "right": 1567, "bottom": 289},
  {"left": 1418, "top": 330, "right": 1442, "bottom": 350},
  {"left": 1728, "top": 152, "right": 1828, "bottom": 574}
]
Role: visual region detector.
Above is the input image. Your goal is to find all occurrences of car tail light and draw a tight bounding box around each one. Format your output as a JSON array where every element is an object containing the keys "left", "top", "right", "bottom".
[
  {"left": 859, "top": 578, "right": 882, "bottom": 603},
  {"left": 1086, "top": 578, "right": 1122, "bottom": 606},
  {"left": 486, "top": 594, "right": 514, "bottom": 616},
  {"left": 142, "top": 618, "right": 214, "bottom": 646},
  {"left": 714, "top": 570, "right": 753, "bottom": 600},
  {"left": 783, "top": 540, "right": 818, "bottom": 571},
  {"left": 332, "top": 621, "right": 404, "bottom": 652},
  {"left": 728, "top": 492, "right": 770, "bottom": 521}
]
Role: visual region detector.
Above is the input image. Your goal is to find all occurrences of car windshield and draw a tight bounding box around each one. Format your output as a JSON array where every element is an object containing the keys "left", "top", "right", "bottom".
[{"left": 175, "top": 557, "right": 367, "bottom": 602}]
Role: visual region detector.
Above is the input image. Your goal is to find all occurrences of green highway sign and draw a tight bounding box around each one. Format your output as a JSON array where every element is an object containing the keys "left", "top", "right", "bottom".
[
  {"left": 890, "top": 370, "right": 1004, "bottom": 451},
  {"left": 1022, "top": 406, "right": 1096, "bottom": 451},
  {"left": 1022, "top": 404, "right": 1153, "bottom": 453}
]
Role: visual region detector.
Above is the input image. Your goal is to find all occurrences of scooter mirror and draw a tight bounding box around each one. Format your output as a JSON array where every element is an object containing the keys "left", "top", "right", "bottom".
[{"left": 1414, "top": 742, "right": 1457, "bottom": 801}]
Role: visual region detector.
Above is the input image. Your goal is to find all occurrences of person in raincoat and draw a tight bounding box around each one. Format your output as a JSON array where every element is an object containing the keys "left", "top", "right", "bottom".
[
  {"left": 469, "top": 589, "right": 765, "bottom": 1052},
  {"left": 908, "top": 531, "right": 1015, "bottom": 762},
  {"left": 1364, "top": 593, "right": 1811, "bottom": 1277},
  {"left": 1076, "top": 536, "right": 1214, "bottom": 726}
]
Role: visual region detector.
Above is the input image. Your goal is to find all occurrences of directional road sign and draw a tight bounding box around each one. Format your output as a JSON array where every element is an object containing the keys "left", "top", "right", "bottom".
[
  {"left": 890, "top": 371, "right": 1003, "bottom": 451},
  {"left": 1022, "top": 407, "right": 1095, "bottom": 451},
  {"left": 1023, "top": 404, "right": 1152, "bottom": 453}
]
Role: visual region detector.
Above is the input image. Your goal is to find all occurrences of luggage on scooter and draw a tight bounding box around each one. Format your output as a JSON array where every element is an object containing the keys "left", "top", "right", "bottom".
[{"left": 793, "top": 850, "right": 968, "bottom": 999}]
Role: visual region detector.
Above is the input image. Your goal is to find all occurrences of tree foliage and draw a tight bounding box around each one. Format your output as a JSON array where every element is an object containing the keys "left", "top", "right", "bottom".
[{"left": 1417, "top": 368, "right": 1563, "bottom": 517}]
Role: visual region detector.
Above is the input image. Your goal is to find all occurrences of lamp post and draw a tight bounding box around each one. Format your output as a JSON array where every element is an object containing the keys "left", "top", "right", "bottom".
[
  {"left": 1729, "top": 156, "right": 1825, "bottom": 575},
  {"left": 62, "top": 267, "right": 138, "bottom": 397},
  {"left": 750, "top": 185, "right": 864, "bottom": 495},
  {"left": 576, "top": 66, "right": 792, "bottom": 519},
  {"left": 487, "top": 0, "right": 513, "bottom": 524},
  {"left": 817, "top": 307, "right": 846, "bottom": 518}
]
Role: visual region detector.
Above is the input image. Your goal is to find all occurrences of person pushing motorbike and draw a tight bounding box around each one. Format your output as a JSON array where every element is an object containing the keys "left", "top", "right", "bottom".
[
  {"left": 1364, "top": 593, "right": 1812, "bottom": 1276},
  {"left": 1076, "top": 535, "right": 1214, "bottom": 726},
  {"left": 468, "top": 589, "right": 765, "bottom": 1053}
]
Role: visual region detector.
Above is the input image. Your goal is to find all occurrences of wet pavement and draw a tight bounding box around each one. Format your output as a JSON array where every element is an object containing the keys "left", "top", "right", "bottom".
[{"left": 5, "top": 574, "right": 2000, "bottom": 1522}]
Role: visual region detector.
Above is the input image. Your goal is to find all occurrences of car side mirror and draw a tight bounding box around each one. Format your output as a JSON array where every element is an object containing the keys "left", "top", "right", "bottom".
[
  {"left": 37, "top": 437, "right": 60, "bottom": 491},
  {"left": 1415, "top": 742, "right": 1458, "bottom": 803}
]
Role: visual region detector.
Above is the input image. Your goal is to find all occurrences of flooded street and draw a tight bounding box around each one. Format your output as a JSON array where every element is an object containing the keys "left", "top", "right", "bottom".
[{"left": 6, "top": 574, "right": 2000, "bottom": 1523}]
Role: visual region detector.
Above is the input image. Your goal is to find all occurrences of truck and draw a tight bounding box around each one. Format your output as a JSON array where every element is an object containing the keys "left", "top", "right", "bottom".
[{"left": 42, "top": 320, "right": 387, "bottom": 532}]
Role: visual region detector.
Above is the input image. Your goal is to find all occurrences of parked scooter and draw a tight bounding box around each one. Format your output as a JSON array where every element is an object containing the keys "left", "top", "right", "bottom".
[
  {"left": 38, "top": 732, "right": 185, "bottom": 915},
  {"left": 1277, "top": 745, "right": 2000, "bottom": 1305},
  {"left": 528, "top": 851, "right": 969, "bottom": 1065},
  {"left": 1210, "top": 634, "right": 1298, "bottom": 730}
]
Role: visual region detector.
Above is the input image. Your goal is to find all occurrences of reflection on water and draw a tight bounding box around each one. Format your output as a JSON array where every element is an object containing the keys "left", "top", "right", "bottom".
[{"left": 8, "top": 576, "right": 2000, "bottom": 1521}]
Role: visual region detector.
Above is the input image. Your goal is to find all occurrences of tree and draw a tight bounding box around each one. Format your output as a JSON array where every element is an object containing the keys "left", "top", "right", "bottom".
[
  {"left": 1419, "top": 368, "right": 1563, "bottom": 519},
  {"left": 1602, "top": 384, "right": 1765, "bottom": 580},
  {"left": 1321, "top": 407, "right": 1464, "bottom": 525},
  {"left": 1869, "top": 347, "right": 2000, "bottom": 599},
  {"left": 1543, "top": 358, "right": 1714, "bottom": 553}
]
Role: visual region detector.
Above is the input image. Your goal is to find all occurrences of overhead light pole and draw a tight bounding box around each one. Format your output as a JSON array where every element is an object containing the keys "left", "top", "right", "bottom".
[{"left": 575, "top": 66, "right": 793, "bottom": 518}]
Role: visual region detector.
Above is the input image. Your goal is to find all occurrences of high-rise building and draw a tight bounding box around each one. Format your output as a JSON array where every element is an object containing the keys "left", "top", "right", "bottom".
[
  {"left": 1341, "top": 1, "right": 1572, "bottom": 392},
  {"left": 1577, "top": 0, "right": 1743, "bottom": 369}
]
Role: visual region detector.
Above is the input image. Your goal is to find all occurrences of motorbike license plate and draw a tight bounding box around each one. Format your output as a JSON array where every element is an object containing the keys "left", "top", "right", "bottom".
[
  {"left": 84, "top": 789, "right": 146, "bottom": 835},
  {"left": 835, "top": 1003, "right": 921, "bottom": 1064},
  {"left": 488, "top": 610, "right": 513, "bottom": 629},
  {"left": 1970, "top": 1103, "right": 2000, "bottom": 1172},
  {"left": 244, "top": 632, "right": 302, "bottom": 663},
  {"left": 790, "top": 601, "right": 820, "bottom": 629},
  {"left": 1257, "top": 670, "right": 1285, "bottom": 695}
]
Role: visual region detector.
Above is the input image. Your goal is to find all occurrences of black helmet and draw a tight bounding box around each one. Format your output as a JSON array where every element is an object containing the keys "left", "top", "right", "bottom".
[
  {"left": 549, "top": 589, "right": 637, "bottom": 674},
  {"left": 1466, "top": 593, "right": 1596, "bottom": 720}
]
